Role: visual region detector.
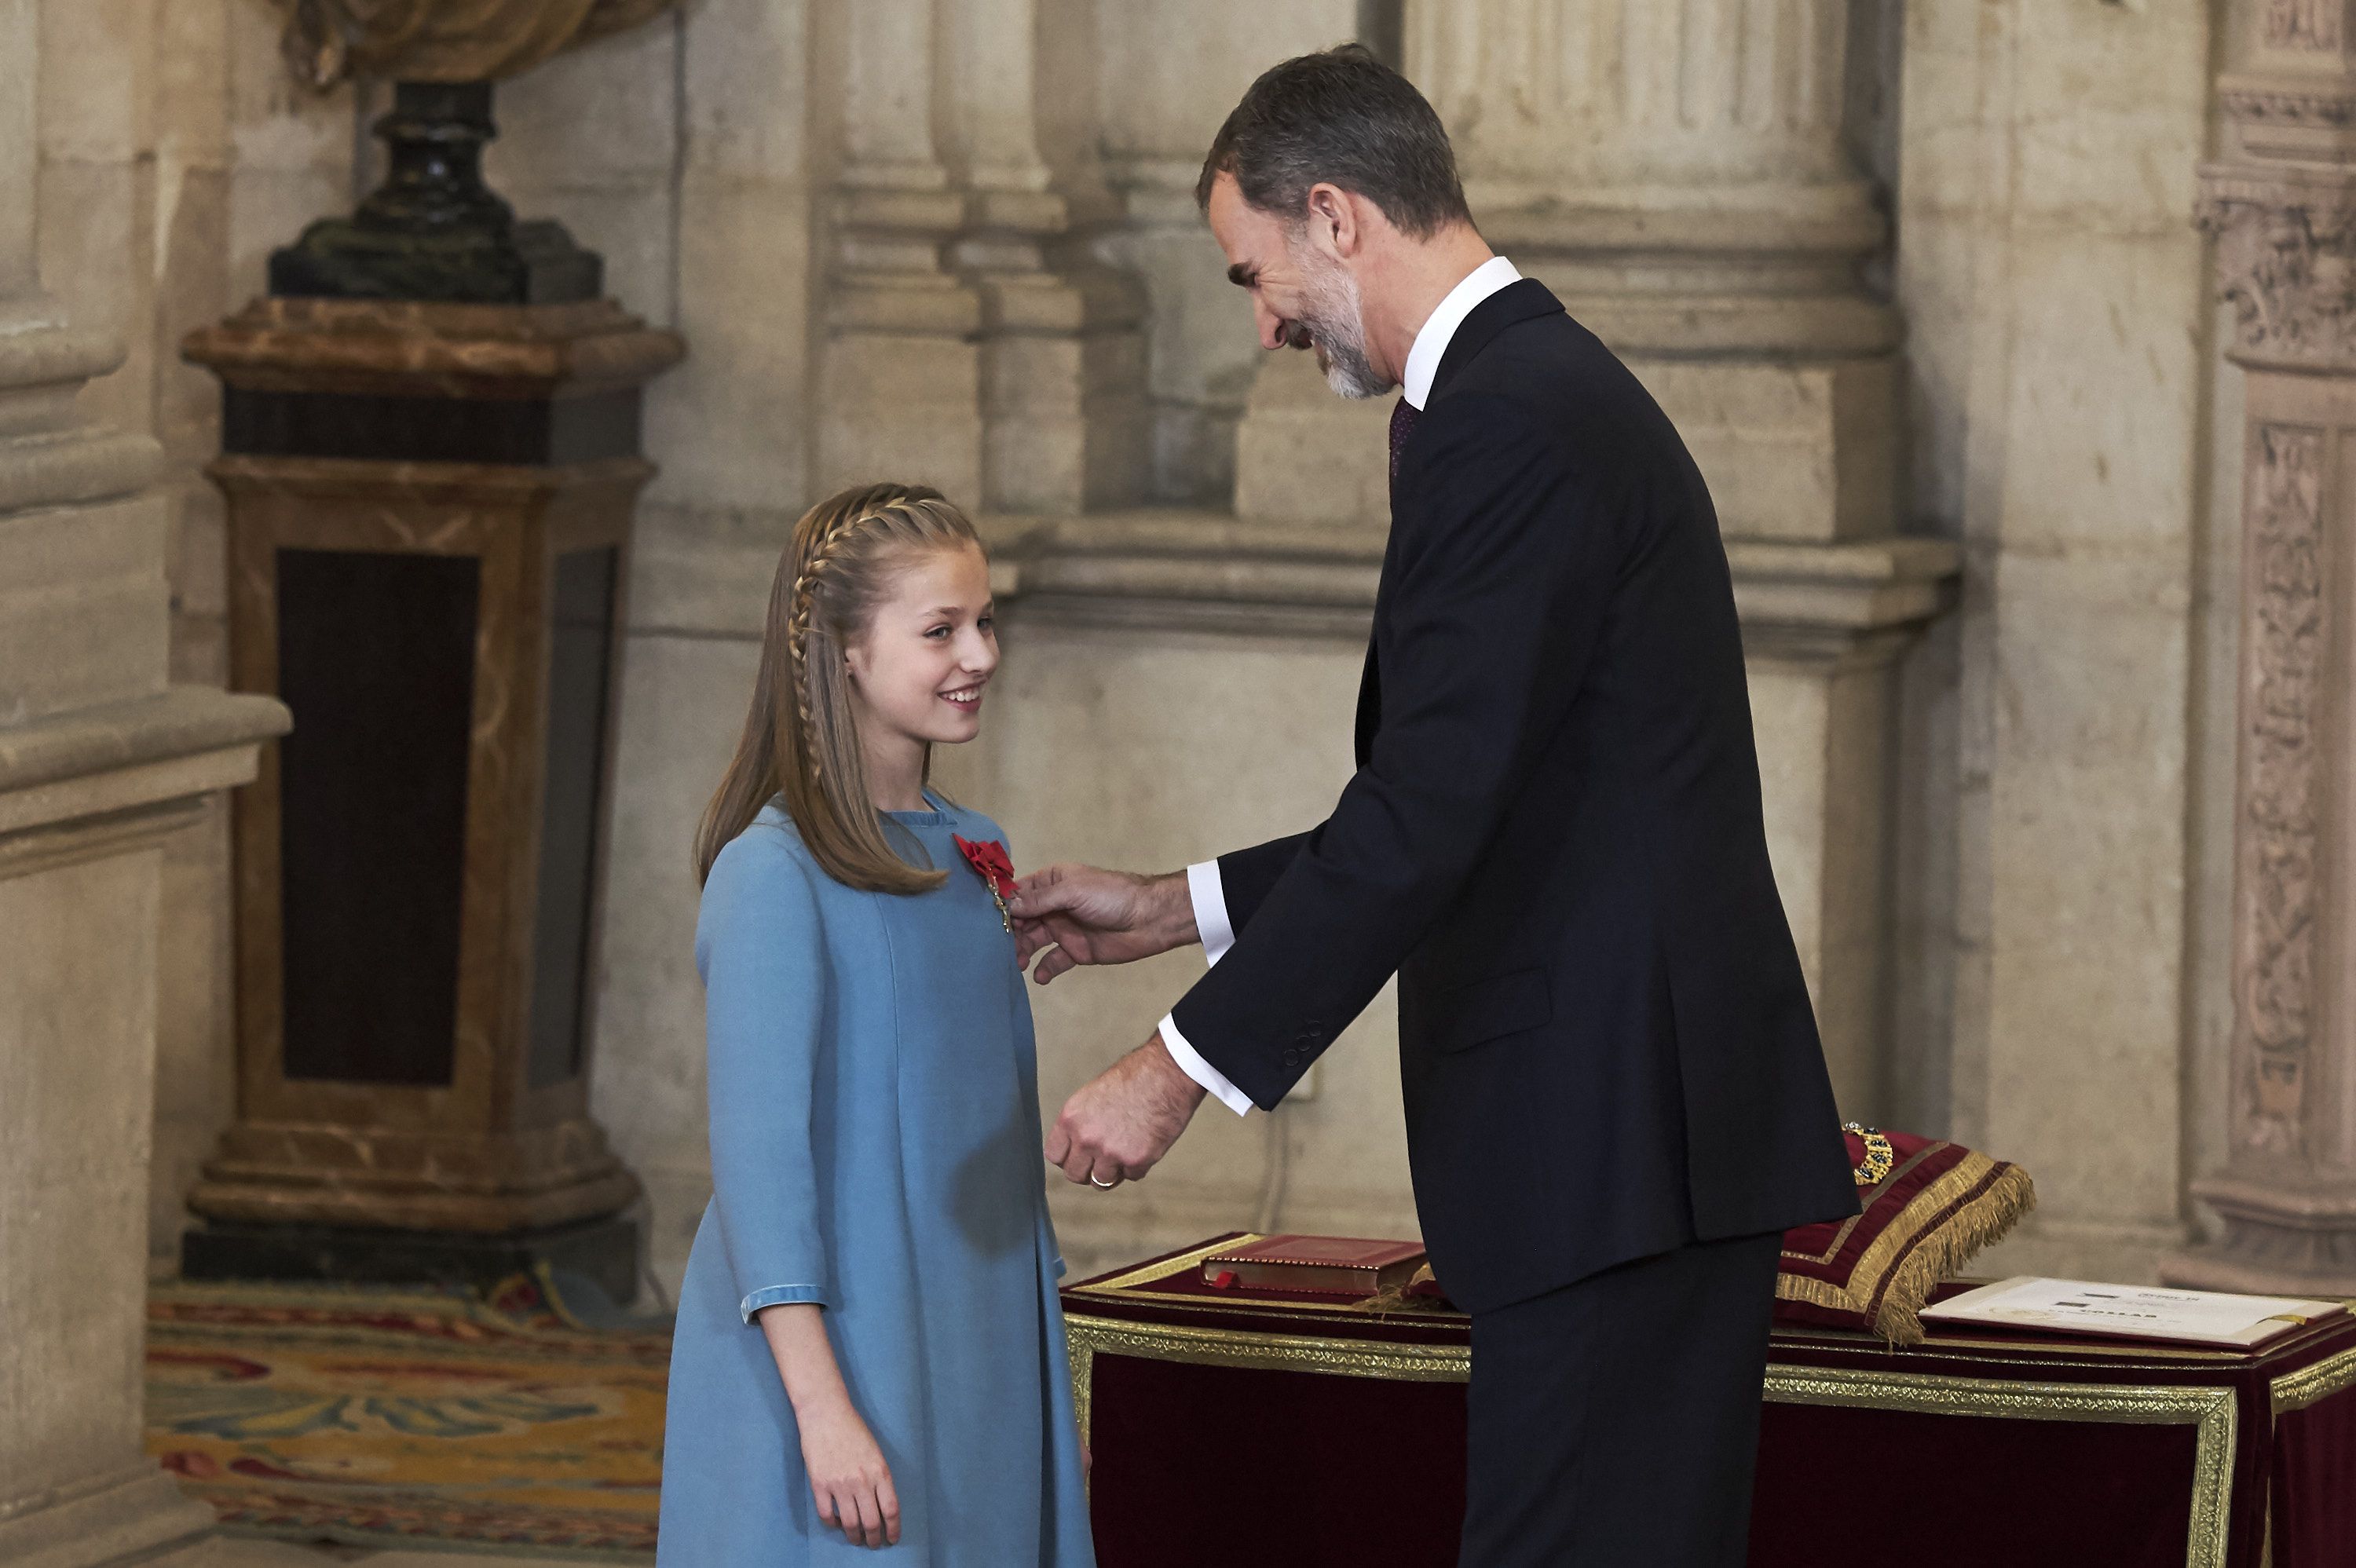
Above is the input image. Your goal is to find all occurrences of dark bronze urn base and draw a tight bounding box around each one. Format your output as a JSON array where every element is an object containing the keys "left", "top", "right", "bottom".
[{"left": 271, "top": 82, "right": 602, "bottom": 304}]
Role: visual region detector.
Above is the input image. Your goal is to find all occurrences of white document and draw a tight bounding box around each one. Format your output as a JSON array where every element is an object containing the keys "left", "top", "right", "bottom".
[{"left": 1922, "top": 1276, "right": 2347, "bottom": 1348}]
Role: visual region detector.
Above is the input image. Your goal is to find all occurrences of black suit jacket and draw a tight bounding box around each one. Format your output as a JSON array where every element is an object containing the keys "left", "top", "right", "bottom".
[{"left": 1170, "top": 280, "right": 1860, "bottom": 1314}]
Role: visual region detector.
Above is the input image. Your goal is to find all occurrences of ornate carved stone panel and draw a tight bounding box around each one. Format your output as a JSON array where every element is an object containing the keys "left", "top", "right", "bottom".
[
  {"left": 2204, "top": 181, "right": 2356, "bottom": 371},
  {"left": 2267, "top": 0, "right": 2343, "bottom": 53},
  {"left": 2235, "top": 422, "right": 2329, "bottom": 1157}
]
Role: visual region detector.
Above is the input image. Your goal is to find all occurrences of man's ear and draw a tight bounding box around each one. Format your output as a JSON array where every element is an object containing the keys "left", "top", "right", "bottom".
[{"left": 1303, "top": 182, "right": 1359, "bottom": 261}]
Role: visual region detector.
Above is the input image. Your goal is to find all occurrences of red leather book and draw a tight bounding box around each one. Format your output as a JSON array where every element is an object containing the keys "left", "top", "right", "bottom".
[{"left": 1202, "top": 1234, "right": 1429, "bottom": 1296}]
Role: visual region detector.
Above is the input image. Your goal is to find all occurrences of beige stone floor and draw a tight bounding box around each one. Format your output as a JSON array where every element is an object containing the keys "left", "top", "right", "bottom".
[{"left": 129, "top": 1534, "right": 614, "bottom": 1566}]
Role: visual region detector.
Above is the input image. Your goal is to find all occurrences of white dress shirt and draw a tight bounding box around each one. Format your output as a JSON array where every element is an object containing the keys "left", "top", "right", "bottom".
[{"left": 1160, "top": 254, "right": 1524, "bottom": 1115}]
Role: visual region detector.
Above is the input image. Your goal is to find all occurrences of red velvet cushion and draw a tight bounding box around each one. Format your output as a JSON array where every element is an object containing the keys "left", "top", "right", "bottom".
[{"left": 1776, "top": 1128, "right": 2034, "bottom": 1344}]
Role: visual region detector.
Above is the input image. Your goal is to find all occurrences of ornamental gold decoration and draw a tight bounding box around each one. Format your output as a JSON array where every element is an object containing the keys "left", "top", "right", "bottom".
[
  {"left": 1062, "top": 1314, "right": 2240, "bottom": 1568},
  {"left": 1845, "top": 1122, "right": 1895, "bottom": 1186}
]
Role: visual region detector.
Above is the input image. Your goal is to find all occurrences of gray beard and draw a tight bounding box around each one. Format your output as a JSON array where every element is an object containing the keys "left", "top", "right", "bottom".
[{"left": 1297, "top": 258, "right": 1390, "bottom": 400}]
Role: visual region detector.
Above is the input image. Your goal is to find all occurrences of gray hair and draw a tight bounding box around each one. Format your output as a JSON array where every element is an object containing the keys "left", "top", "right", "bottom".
[{"left": 1197, "top": 45, "right": 1473, "bottom": 239}]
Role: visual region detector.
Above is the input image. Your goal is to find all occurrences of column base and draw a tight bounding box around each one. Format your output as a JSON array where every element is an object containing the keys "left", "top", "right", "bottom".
[
  {"left": 2160, "top": 1172, "right": 2356, "bottom": 1298},
  {"left": 0, "top": 1464, "right": 213, "bottom": 1568},
  {"left": 180, "top": 1212, "right": 639, "bottom": 1307}
]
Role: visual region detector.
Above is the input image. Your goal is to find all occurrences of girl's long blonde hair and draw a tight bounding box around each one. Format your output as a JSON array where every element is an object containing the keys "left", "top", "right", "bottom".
[{"left": 694, "top": 482, "right": 986, "bottom": 892}]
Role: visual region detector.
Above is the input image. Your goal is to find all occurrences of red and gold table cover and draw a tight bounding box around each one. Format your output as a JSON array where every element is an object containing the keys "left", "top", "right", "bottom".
[{"left": 1062, "top": 1235, "right": 2356, "bottom": 1568}]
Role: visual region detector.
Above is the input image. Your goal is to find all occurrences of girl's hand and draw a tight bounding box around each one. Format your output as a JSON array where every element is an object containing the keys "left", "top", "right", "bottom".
[{"left": 800, "top": 1396, "right": 901, "bottom": 1548}]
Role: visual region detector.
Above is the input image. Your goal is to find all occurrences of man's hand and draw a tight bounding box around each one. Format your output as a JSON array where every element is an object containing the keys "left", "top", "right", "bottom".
[
  {"left": 1008, "top": 864, "right": 1198, "bottom": 984},
  {"left": 1045, "top": 1033, "right": 1209, "bottom": 1187}
]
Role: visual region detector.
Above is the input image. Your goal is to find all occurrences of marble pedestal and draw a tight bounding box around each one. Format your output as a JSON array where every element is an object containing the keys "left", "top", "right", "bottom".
[{"left": 177, "top": 298, "right": 678, "bottom": 1290}]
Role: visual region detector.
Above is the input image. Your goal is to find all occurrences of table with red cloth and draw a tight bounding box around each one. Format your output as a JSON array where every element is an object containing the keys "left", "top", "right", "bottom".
[{"left": 1062, "top": 1235, "right": 2356, "bottom": 1568}]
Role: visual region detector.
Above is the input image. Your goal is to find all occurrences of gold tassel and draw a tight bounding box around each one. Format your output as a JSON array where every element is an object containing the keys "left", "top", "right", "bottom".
[{"left": 1776, "top": 1160, "right": 2039, "bottom": 1347}]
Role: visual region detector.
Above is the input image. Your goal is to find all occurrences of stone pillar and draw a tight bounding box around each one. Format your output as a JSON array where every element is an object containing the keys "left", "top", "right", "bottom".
[
  {"left": 815, "top": 0, "right": 980, "bottom": 501},
  {"left": 2166, "top": 8, "right": 2356, "bottom": 1296},
  {"left": 943, "top": 0, "right": 1148, "bottom": 514},
  {"left": 1890, "top": 0, "right": 2212, "bottom": 1284},
  {"left": 0, "top": 3, "right": 287, "bottom": 1563},
  {"left": 1232, "top": 0, "right": 1951, "bottom": 1113},
  {"left": 1092, "top": 0, "right": 1359, "bottom": 503}
]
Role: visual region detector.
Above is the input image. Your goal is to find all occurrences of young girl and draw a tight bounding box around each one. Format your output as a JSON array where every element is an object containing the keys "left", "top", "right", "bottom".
[{"left": 657, "top": 484, "right": 1093, "bottom": 1564}]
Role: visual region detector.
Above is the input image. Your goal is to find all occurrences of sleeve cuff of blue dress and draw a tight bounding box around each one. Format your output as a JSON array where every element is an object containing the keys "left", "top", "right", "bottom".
[{"left": 739, "top": 1283, "right": 829, "bottom": 1323}]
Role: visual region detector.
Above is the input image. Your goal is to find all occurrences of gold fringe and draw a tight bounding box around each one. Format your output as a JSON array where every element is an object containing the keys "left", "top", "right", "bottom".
[{"left": 1777, "top": 1160, "right": 2038, "bottom": 1347}]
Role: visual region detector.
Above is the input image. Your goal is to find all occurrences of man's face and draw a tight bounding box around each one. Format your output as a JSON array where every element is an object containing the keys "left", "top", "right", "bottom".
[{"left": 1207, "top": 171, "right": 1390, "bottom": 399}]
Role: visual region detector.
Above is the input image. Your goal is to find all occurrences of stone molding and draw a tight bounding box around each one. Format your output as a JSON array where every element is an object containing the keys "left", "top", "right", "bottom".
[
  {"left": 982, "top": 509, "right": 1959, "bottom": 651},
  {"left": 0, "top": 427, "right": 160, "bottom": 514},
  {"left": 0, "top": 1463, "right": 215, "bottom": 1568},
  {"left": 0, "top": 687, "right": 291, "bottom": 802},
  {"left": 0, "top": 318, "right": 133, "bottom": 437},
  {"left": 986, "top": 510, "right": 1382, "bottom": 638},
  {"left": 1726, "top": 537, "right": 1961, "bottom": 666},
  {"left": 2219, "top": 83, "right": 2356, "bottom": 126}
]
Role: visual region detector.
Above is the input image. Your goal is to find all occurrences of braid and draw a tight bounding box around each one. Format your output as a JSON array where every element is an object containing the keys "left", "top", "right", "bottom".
[
  {"left": 712, "top": 481, "right": 979, "bottom": 895},
  {"left": 786, "top": 501, "right": 891, "bottom": 786}
]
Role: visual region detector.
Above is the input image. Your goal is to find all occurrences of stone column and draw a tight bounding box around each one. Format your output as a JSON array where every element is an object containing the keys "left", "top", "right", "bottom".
[
  {"left": 2166, "top": 7, "right": 2356, "bottom": 1296},
  {"left": 942, "top": 0, "right": 1148, "bottom": 514},
  {"left": 0, "top": 2, "right": 287, "bottom": 1563},
  {"left": 1092, "top": 0, "right": 1358, "bottom": 503},
  {"left": 1233, "top": 0, "right": 1951, "bottom": 1113},
  {"left": 815, "top": 0, "right": 981, "bottom": 501}
]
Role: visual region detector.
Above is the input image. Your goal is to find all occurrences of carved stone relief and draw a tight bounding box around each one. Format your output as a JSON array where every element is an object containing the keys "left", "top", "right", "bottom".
[
  {"left": 2268, "top": 0, "right": 2344, "bottom": 53},
  {"left": 2204, "top": 180, "right": 2356, "bottom": 370},
  {"left": 2236, "top": 423, "right": 2329, "bottom": 1157}
]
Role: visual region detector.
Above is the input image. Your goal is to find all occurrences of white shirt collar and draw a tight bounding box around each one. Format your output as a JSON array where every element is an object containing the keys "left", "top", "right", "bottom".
[{"left": 1400, "top": 254, "right": 1521, "bottom": 410}]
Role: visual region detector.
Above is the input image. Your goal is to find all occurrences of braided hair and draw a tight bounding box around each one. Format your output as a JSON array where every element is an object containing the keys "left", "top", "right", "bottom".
[{"left": 695, "top": 482, "right": 987, "bottom": 892}]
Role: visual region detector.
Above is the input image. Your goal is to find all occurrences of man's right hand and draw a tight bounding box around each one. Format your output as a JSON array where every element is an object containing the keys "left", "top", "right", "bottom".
[{"left": 1008, "top": 864, "right": 1198, "bottom": 984}]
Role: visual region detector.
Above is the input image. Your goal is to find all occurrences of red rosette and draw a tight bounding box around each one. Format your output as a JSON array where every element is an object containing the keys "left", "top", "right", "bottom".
[{"left": 951, "top": 835, "right": 1017, "bottom": 930}]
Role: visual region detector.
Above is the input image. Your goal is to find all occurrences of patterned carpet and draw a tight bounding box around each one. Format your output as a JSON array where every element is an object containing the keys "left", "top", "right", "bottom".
[{"left": 145, "top": 1274, "right": 668, "bottom": 1560}]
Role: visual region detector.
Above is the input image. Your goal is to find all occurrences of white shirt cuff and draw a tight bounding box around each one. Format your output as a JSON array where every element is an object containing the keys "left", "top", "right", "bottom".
[
  {"left": 1161, "top": 1011, "right": 1253, "bottom": 1117},
  {"left": 1188, "top": 859, "right": 1235, "bottom": 966}
]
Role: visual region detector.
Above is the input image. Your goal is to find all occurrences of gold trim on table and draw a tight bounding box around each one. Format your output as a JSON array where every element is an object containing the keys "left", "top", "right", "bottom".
[
  {"left": 1062, "top": 1312, "right": 1472, "bottom": 1454},
  {"left": 1074, "top": 1236, "right": 1257, "bottom": 1296},
  {"left": 1068, "top": 1234, "right": 1455, "bottom": 1319},
  {"left": 2271, "top": 1341, "right": 2356, "bottom": 1414},
  {"left": 1763, "top": 1366, "right": 2236, "bottom": 1568},
  {"left": 1064, "top": 1310, "right": 2241, "bottom": 1568}
]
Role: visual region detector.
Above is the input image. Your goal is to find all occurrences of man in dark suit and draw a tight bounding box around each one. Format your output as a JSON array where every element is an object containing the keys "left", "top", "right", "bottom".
[{"left": 1011, "top": 46, "right": 1859, "bottom": 1566}]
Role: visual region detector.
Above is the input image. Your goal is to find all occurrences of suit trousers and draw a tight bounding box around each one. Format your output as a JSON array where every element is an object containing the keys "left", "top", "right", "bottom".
[{"left": 1457, "top": 1231, "right": 1783, "bottom": 1567}]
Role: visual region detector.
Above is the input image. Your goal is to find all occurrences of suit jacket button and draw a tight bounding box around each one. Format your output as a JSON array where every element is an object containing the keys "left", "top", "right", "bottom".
[{"left": 1282, "top": 1050, "right": 1301, "bottom": 1068}]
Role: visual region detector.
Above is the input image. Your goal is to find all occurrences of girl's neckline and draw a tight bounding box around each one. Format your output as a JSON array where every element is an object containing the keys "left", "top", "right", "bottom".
[{"left": 881, "top": 788, "right": 951, "bottom": 825}]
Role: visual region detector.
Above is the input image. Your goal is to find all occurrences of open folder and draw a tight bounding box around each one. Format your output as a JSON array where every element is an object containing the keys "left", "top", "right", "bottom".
[{"left": 1922, "top": 1275, "right": 2348, "bottom": 1349}]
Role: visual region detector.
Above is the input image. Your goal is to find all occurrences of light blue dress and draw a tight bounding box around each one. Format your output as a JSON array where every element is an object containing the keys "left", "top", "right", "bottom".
[{"left": 657, "top": 795, "right": 1095, "bottom": 1566}]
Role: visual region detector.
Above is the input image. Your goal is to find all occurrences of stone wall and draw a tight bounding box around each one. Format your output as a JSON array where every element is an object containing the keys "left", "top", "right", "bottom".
[
  {"left": 1887, "top": 0, "right": 2223, "bottom": 1283},
  {"left": 35, "top": 0, "right": 2246, "bottom": 1299},
  {"left": 5, "top": 2, "right": 285, "bottom": 1557},
  {"left": 31, "top": 0, "right": 357, "bottom": 1270}
]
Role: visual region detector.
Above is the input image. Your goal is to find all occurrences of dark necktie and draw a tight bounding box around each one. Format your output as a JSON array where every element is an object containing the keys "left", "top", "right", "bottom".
[{"left": 1388, "top": 397, "right": 1420, "bottom": 491}]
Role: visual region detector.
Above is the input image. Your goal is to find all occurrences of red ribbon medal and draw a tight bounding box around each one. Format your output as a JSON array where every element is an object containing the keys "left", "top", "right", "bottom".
[{"left": 952, "top": 835, "right": 1017, "bottom": 931}]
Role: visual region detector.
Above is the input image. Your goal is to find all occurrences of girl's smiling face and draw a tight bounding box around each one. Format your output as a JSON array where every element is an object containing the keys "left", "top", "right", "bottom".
[{"left": 843, "top": 543, "right": 999, "bottom": 758}]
